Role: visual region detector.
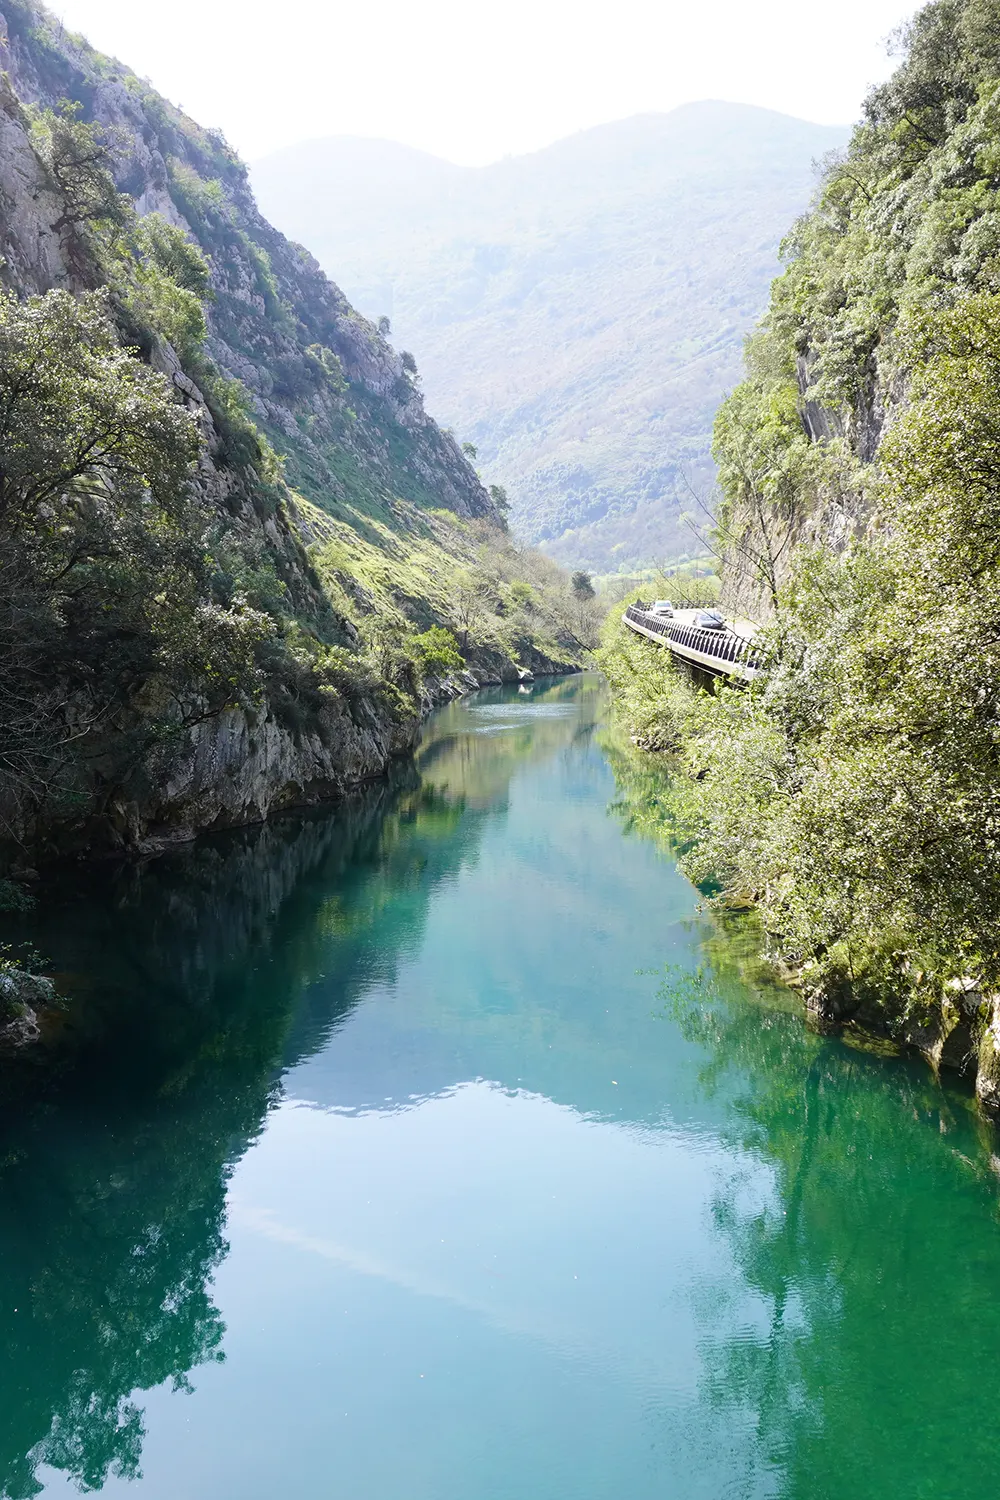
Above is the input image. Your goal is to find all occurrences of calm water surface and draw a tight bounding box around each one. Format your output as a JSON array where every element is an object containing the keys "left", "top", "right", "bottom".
[{"left": 2, "top": 674, "right": 1000, "bottom": 1499}]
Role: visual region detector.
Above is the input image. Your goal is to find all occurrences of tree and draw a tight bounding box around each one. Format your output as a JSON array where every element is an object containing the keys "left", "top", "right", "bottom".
[
  {"left": 461, "top": 441, "right": 478, "bottom": 460},
  {"left": 377, "top": 315, "right": 391, "bottom": 337},
  {"left": 489, "top": 483, "right": 511, "bottom": 530},
  {"left": 0, "top": 288, "right": 270, "bottom": 838},
  {"left": 572, "top": 570, "right": 595, "bottom": 599},
  {"left": 452, "top": 570, "right": 489, "bottom": 649},
  {"left": 411, "top": 626, "right": 464, "bottom": 678},
  {"left": 700, "top": 378, "right": 809, "bottom": 617},
  {"left": 30, "top": 102, "right": 130, "bottom": 230},
  {"left": 0, "top": 288, "right": 196, "bottom": 524},
  {"left": 125, "top": 214, "right": 212, "bottom": 361},
  {"left": 29, "top": 103, "right": 131, "bottom": 278}
]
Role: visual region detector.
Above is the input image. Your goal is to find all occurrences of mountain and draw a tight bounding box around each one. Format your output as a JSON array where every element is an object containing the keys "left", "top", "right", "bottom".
[
  {"left": 252, "top": 105, "right": 849, "bottom": 572},
  {"left": 0, "top": 0, "right": 588, "bottom": 875}
]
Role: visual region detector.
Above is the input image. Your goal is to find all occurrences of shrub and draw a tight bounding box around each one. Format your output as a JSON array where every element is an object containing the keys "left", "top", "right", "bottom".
[{"left": 411, "top": 626, "right": 464, "bottom": 678}]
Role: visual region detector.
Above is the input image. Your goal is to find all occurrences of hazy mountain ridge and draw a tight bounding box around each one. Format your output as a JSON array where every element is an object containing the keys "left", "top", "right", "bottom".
[{"left": 253, "top": 105, "right": 849, "bottom": 571}]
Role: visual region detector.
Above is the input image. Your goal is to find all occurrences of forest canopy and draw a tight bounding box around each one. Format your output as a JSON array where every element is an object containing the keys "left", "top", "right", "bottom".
[{"left": 601, "top": 0, "right": 1000, "bottom": 1029}]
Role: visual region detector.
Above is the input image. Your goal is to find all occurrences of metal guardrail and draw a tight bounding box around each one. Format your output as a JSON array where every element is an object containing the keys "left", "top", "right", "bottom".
[{"left": 624, "top": 602, "right": 764, "bottom": 676}]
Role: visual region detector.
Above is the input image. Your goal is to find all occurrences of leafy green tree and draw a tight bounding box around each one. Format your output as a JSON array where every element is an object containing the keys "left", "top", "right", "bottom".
[
  {"left": 411, "top": 626, "right": 464, "bottom": 678},
  {"left": 125, "top": 214, "right": 212, "bottom": 361},
  {"left": 452, "top": 569, "right": 490, "bottom": 649},
  {"left": 571, "top": 570, "right": 595, "bottom": 599},
  {"left": 710, "top": 376, "right": 809, "bottom": 613},
  {"left": 29, "top": 101, "right": 131, "bottom": 261},
  {"left": 0, "top": 287, "right": 196, "bottom": 521},
  {"left": 0, "top": 288, "right": 272, "bottom": 837}
]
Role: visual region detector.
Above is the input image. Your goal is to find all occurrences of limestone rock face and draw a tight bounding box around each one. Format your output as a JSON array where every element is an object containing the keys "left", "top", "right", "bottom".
[
  {"left": 800, "top": 962, "right": 1000, "bottom": 1111},
  {"left": 0, "top": 75, "right": 70, "bottom": 294},
  {"left": 975, "top": 1000, "right": 1000, "bottom": 1113},
  {"left": 103, "top": 695, "right": 420, "bottom": 854}
]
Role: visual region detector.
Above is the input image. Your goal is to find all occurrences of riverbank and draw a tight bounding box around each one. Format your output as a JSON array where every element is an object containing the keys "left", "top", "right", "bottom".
[
  {"left": 4, "top": 673, "right": 1000, "bottom": 1500},
  {"left": 0, "top": 662, "right": 582, "bottom": 1048},
  {"left": 3, "top": 646, "right": 581, "bottom": 874},
  {"left": 596, "top": 610, "right": 1000, "bottom": 1114}
]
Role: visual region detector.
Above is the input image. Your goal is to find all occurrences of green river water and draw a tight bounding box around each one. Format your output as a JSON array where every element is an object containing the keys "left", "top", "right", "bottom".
[{"left": 1, "top": 674, "right": 999, "bottom": 1499}]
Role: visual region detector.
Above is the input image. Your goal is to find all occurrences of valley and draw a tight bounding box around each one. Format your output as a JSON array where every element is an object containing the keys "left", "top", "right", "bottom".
[{"left": 252, "top": 105, "right": 847, "bottom": 571}]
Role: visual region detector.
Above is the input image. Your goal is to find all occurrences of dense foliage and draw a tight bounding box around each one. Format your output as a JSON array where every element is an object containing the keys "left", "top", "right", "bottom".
[
  {"left": 0, "top": 286, "right": 277, "bottom": 838},
  {"left": 602, "top": 0, "right": 1000, "bottom": 1025}
]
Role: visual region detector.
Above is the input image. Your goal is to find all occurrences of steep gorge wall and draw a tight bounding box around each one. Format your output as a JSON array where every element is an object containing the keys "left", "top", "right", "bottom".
[
  {"left": 706, "top": 0, "right": 1000, "bottom": 1106},
  {"left": 0, "top": 2, "right": 520, "bottom": 862},
  {"left": 713, "top": 3, "right": 1000, "bottom": 620},
  {"left": 0, "top": 3, "right": 492, "bottom": 522}
]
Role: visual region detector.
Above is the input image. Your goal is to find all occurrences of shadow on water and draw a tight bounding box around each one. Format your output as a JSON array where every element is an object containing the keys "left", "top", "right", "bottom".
[{"left": 0, "top": 675, "right": 599, "bottom": 1497}]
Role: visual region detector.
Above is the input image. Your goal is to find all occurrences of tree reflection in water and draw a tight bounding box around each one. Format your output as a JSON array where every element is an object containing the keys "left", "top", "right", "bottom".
[
  {"left": 659, "top": 950, "right": 1000, "bottom": 1500},
  {"left": 4, "top": 671, "right": 1000, "bottom": 1499},
  {"left": 0, "top": 677, "right": 595, "bottom": 1497}
]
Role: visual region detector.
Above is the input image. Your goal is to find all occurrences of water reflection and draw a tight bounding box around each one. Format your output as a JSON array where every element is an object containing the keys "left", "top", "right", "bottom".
[
  {"left": 0, "top": 790, "right": 409, "bottom": 1496},
  {"left": 0, "top": 675, "right": 999, "bottom": 1498},
  {"left": 661, "top": 960, "right": 1000, "bottom": 1500},
  {"left": 0, "top": 676, "right": 609, "bottom": 1495}
]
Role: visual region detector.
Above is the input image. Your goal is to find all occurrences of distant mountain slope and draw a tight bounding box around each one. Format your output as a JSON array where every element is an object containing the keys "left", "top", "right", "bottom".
[{"left": 252, "top": 104, "right": 849, "bottom": 571}]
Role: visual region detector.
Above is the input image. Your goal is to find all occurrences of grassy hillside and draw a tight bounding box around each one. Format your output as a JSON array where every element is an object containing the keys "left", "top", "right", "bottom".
[{"left": 252, "top": 105, "right": 847, "bottom": 572}]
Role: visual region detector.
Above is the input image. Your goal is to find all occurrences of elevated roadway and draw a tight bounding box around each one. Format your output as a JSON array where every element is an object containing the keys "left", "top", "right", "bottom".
[{"left": 622, "top": 602, "right": 761, "bottom": 681}]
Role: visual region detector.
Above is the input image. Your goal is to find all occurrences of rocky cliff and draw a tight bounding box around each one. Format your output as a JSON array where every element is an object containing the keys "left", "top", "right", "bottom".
[
  {"left": 0, "top": 3, "right": 491, "bottom": 523},
  {"left": 719, "top": 2, "right": 1000, "bottom": 620},
  {"left": 706, "top": 0, "right": 1000, "bottom": 1109},
  {"left": 0, "top": 1, "right": 579, "bottom": 868}
]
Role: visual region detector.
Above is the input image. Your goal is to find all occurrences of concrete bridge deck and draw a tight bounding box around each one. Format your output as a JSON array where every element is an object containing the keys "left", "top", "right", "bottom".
[{"left": 622, "top": 603, "right": 761, "bottom": 681}]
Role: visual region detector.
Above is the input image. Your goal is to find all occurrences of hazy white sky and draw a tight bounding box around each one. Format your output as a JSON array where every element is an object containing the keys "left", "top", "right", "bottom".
[{"left": 48, "top": 0, "right": 916, "bottom": 166}]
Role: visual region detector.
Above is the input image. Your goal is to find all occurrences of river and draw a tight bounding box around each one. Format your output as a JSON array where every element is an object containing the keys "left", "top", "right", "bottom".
[{"left": 1, "top": 673, "right": 999, "bottom": 1499}]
